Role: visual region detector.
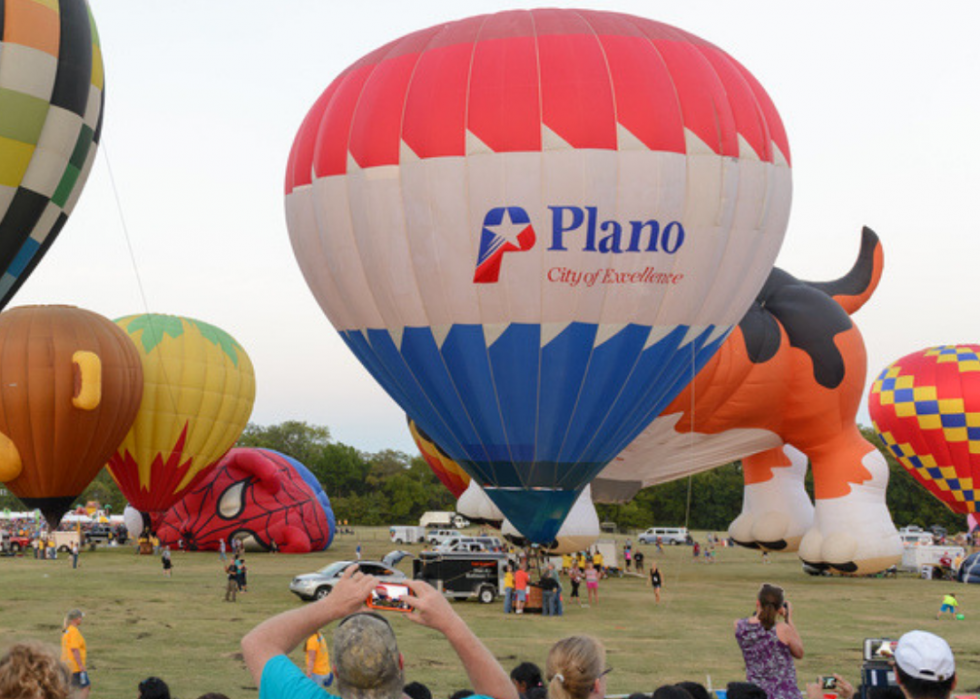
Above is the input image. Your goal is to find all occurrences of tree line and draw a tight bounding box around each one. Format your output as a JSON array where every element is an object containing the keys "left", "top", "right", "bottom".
[{"left": 0, "top": 422, "right": 966, "bottom": 535}]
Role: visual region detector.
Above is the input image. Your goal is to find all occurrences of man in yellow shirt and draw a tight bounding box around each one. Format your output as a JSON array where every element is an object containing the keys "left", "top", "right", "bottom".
[
  {"left": 61, "top": 608, "right": 90, "bottom": 698},
  {"left": 305, "top": 630, "right": 333, "bottom": 687},
  {"left": 593, "top": 550, "right": 604, "bottom": 576}
]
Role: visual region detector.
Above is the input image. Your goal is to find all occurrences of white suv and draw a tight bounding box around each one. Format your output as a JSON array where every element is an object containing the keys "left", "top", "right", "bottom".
[{"left": 426, "top": 529, "right": 462, "bottom": 545}]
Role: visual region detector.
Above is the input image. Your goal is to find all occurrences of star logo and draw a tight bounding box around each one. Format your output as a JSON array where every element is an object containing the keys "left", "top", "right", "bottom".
[{"left": 473, "top": 207, "right": 536, "bottom": 284}]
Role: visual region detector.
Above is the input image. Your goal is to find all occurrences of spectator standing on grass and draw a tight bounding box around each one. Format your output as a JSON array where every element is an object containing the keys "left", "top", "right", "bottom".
[
  {"left": 225, "top": 561, "right": 239, "bottom": 602},
  {"left": 734, "top": 583, "right": 803, "bottom": 699},
  {"left": 649, "top": 562, "right": 663, "bottom": 603},
  {"left": 305, "top": 630, "right": 333, "bottom": 688},
  {"left": 539, "top": 569, "right": 559, "bottom": 617},
  {"left": 241, "top": 566, "right": 519, "bottom": 699},
  {"left": 569, "top": 565, "right": 582, "bottom": 604},
  {"left": 161, "top": 546, "right": 173, "bottom": 577},
  {"left": 514, "top": 562, "right": 530, "bottom": 615},
  {"left": 219, "top": 538, "right": 227, "bottom": 562},
  {"left": 0, "top": 641, "right": 71, "bottom": 699},
  {"left": 70, "top": 540, "right": 80, "bottom": 569},
  {"left": 238, "top": 557, "right": 249, "bottom": 592},
  {"left": 584, "top": 562, "right": 599, "bottom": 605},
  {"left": 60, "top": 609, "right": 90, "bottom": 699},
  {"left": 634, "top": 549, "right": 645, "bottom": 573},
  {"left": 545, "top": 636, "right": 609, "bottom": 699},
  {"left": 502, "top": 565, "right": 515, "bottom": 614}
]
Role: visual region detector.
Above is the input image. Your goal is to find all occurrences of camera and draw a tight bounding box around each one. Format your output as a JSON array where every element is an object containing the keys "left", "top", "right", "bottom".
[
  {"left": 366, "top": 583, "right": 413, "bottom": 612},
  {"left": 863, "top": 638, "right": 897, "bottom": 662},
  {"left": 819, "top": 676, "right": 837, "bottom": 690}
]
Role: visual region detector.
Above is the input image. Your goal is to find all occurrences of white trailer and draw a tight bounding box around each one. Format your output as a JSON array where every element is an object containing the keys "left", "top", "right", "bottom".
[
  {"left": 900, "top": 544, "right": 965, "bottom": 573},
  {"left": 389, "top": 526, "right": 427, "bottom": 544}
]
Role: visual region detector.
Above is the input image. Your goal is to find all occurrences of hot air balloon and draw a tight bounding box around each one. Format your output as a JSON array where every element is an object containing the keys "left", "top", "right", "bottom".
[
  {"left": 0, "top": 0, "right": 105, "bottom": 308},
  {"left": 0, "top": 305, "right": 142, "bottom": 525},
  {"left": 156, "top": 448, "right": 335, "bottom": 554},
  {"left": 286, "top": 9, "right": 792, "bottom": 541},
  {"left": 591, "top": 228, "right": 901, "bottom": 574},
  {"left": 870, "top": 345, "right": 980, "bottom": 515},
  {"left": 408, "top": 418, "right": 470, "bottom": 498},
  {"left": 107, "top": 314, "right": 256, "bottom": 514}
]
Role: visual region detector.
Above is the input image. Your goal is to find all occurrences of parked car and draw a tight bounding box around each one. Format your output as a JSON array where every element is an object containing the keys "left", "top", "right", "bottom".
[
  {"left": 434, "top": 536, "right": 490, "bottom": 553},
  {"left": 289, "top": 552, "right": 408, "bottom": 601},
  {"left": 638, "top": 527, "right": 691, "bottom": 545},
  {"left": 426, "top": 528, "right": 462, "bottom": 545}
]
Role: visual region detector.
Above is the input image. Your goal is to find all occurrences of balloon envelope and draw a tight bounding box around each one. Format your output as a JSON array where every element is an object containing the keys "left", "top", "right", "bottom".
[
  {"left": 156, "top": 448, "right": 335, "bottom": 553},
  {"left": 0, "top": 0, "right": 105, "bottom": 308},
  {"left": 0, "top": 305, "right": 142, "bottom": 525},
  {"left": 107, "top": 314, "right": 256, "bottom": 513},
  {"left": 409, "top": 417, "right": 471, "bottom": 498},
  {"left": 286, "top": 9, "right": 792, "bottom": 540},
  {"left": 871, "top": 345, "right": 980, "bottom": 514}
]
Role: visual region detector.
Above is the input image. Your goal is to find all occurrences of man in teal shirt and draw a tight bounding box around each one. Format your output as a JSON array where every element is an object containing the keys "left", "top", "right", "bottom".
[{"left": 242, "top": 566, "right": 518, "bottom": 699}]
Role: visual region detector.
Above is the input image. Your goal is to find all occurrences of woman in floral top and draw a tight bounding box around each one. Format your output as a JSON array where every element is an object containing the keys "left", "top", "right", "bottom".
[{"left": 734, "top": 583, "right": 804, "bottom": 699}]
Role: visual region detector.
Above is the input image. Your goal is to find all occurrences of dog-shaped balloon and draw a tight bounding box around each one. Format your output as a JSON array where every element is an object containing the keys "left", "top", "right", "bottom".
[{"left": 594, "top": 227, "right": 902, "bottom": 574}]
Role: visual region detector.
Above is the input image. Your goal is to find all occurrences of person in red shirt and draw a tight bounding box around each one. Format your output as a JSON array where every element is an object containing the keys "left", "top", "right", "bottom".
[{"left": 514, "top": 563, "right": 530, "bottom": 615}]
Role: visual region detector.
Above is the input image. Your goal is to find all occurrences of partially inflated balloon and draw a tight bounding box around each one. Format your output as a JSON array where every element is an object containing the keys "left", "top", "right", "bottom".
[
  {"left": 0, "top": 0, "right": 105, "bottom": 307},
  {"left": 107, "top": 314, "right": 256, "bottom": 513},
  {"left": 870, "top": 346, "right": 980, "bottom": 514},
  {"left": 0, "top": 306, "right": 142, "bottom": 525},
  {"left": 286, "top": 9, "right": 791, "bottom": 540},
  {"left": 408, "top": 417, "right": 470, "bottom": 498}
]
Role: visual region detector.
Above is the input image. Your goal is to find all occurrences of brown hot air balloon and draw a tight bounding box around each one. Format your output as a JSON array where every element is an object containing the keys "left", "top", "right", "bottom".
[{"left": 0, "top": 306, "right": 143, "bottom": 526}]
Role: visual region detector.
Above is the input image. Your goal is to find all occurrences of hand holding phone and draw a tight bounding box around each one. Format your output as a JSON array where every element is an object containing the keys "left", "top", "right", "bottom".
[{"left": 366, "top": 583, "right": 414, "bottom": 612}]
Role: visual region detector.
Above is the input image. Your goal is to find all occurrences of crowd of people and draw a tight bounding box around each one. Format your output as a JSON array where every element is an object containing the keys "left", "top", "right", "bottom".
[{"left": 0, "top": 568, "right": 964, "bottom": 699}]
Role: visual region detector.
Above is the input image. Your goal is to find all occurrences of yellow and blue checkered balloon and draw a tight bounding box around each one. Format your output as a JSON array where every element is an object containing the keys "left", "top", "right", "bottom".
[{"left": 870, "top": 345, "right": 980, "bottom": 514}]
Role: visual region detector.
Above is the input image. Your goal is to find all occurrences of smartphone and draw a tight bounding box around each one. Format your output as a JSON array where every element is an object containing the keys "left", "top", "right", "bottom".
[
  {"left": 366, "top": 583, "right": 413, "bottom": 612},
  {"left": 863, "top": 638, "right": 896, "bottom": 661},
  {"left": 819, "top": 676, "right": 837, "bottom": 690}
]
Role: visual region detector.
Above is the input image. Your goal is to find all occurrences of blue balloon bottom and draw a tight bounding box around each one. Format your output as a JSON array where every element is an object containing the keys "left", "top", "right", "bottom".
[{"left": 484, "top": 487, "right": 582, "bottom": 543}]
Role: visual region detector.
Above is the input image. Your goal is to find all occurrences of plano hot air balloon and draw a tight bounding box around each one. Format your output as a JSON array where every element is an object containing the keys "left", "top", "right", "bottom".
[
  {"left": 285, "top": 9, "right": 792, "bottom": 541},
  {"left": 870, "top": 346, "right": 980, "bottom": 514},
  {"left": 0, "top": 305, "right": 142, "bottom": 525},
  {"left": 0, "top": 0, "right": 104, "bottom": 307},
  {"left": 107, "top": 314, "right": 256, "bottom": 514}
]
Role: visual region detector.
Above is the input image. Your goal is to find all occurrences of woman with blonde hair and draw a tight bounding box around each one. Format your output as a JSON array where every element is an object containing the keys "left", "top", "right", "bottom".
[
  {"left": 0, "top": 641, "right": 71, "bottom": 699},
  {"left": 733, "top": 583, "right": 803, "bottom": 699},
  {"left": 546, "top": 636, "right": 611, "bottom": 699}
]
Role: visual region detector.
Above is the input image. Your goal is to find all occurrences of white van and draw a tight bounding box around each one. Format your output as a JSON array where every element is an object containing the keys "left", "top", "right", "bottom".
[{"left": 638, "top": 527, "right": 690, "bottom": 545}]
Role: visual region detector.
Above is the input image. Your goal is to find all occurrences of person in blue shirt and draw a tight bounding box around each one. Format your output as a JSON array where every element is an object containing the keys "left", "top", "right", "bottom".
[{"left": 242, "top": 566, "right": 518, "bottom": 699}]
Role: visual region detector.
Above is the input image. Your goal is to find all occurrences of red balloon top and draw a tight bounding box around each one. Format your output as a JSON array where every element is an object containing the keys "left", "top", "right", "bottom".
[{"left": 286, "top": 9, "right": 789, "bottom": 192}]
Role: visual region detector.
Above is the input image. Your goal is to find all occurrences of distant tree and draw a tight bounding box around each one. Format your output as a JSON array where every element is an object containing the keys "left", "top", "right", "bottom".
[{"left": 238, "top": 421, "right": 331, "bottom": 465}]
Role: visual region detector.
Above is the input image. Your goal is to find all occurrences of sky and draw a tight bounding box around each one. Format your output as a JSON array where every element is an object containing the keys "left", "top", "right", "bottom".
[{"left": 14, "top": 1, "right": 980, "bottom": 455}]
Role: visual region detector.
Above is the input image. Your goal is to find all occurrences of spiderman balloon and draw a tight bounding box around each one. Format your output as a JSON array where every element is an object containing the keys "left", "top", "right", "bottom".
[
  {"left": 156, "top": 448, "right": 335, "bottom": 553},
  {"left": 870, "top": 345, "right": 980, "bottom": 514}
]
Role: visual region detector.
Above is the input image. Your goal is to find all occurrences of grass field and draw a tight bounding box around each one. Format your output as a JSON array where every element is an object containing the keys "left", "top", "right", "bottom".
[{"left": 2, "top": 530, "right": 978, "bottom": 699}]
